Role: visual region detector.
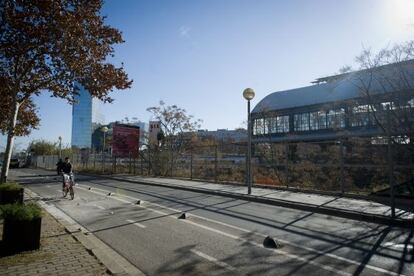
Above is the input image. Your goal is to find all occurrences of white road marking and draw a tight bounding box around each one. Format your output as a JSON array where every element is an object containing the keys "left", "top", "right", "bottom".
[
  {"left": 76, "top": 183, "right": 405, "bottom": 276},
  {"left": 77, "top": 185, "right": 168, "bottom": 216},
  {"left": 77, "top": 185, "right": 134, "bottom": 204},
  {"left": 126, "top": 219, "right": 146, "bottom": 229},
  {"left": 78, "top": 186, "right": 129, "bottom": 203},
  {"left": 190, "top": 249, "right": 236, "bottom": 272},
  {"left": 146, "top": 201, "right": 182, "bottom": 213},
  {"left": 86, "top": 186, "right": 110, "bottom": 193},
  {"left": 78, "top": 185, "right": 148, "bottom": 205},
  {"left": 184, "top": 220, "right": 240, "bottom": 240},
  {"left": 384, "top": 242, "right": 414, "bottom": 250},
  {"left": 139, "top": 205, "right": 169, "bottom": 216},
  {"left": 77, "top": 186, "right": 108, "bottom": 197},
  {"left": 112, "top": 196, "right": 133, "bottom": 204},
  {"left": 95, "top": 205, "right": 106, "bottom": 210}
]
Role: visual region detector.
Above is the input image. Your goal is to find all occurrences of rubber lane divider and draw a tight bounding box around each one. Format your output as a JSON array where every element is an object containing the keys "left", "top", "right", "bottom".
[{"left": 83, "top": 173, "right": 414, "bottom": 228}]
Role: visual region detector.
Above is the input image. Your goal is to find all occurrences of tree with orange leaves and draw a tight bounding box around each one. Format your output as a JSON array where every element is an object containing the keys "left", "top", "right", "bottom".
[{"left": 0, "top": 0, "right": 132, "bottom": 182}]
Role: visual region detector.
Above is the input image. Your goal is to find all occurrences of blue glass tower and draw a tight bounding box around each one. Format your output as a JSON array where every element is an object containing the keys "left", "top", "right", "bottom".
[{"left": 71, "top": 84, "right": 104, "bottom": 148}]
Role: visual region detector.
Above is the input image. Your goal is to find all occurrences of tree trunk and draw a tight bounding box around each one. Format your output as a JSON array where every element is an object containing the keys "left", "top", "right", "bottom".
[{"left": 1, "top": 101, "right": 20, "bottom": 183}]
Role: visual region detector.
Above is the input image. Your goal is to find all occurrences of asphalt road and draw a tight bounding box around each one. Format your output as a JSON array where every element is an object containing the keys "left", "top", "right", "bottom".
[{"left": 10, "top": 168, "right": 414, "bottom": 276}]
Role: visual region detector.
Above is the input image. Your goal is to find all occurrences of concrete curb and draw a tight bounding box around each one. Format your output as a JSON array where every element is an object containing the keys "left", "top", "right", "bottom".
[
  {"left": 24, "top": 188, "right": 146, "bottom": 276},
  {"left": 85, "top": 173, "right": 414, "bottom": 228}
]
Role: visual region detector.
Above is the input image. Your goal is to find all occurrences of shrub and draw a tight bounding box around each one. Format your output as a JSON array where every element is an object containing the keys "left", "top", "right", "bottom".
[
  {"left": 0, "top": 203, "right": 42, "bottom": 221},
  {"left": 0, "top": 182, "right": 23, "bottom": 192}
]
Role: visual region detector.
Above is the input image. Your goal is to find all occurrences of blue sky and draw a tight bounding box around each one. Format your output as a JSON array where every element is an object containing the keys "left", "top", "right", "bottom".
[{"left": 2, "top": 0, "right": 414, "bottom": 151}]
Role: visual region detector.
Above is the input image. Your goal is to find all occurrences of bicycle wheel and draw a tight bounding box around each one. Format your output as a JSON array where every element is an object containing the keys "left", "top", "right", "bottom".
[
  {"left": 63, "top": 187, "right": 68, "bottom": 198},
  {"left": 70, "top": 186, "right": 74, "bottom": 200}
]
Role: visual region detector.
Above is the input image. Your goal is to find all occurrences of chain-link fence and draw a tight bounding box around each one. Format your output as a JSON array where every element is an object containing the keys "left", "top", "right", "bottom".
[
  {"left": 253, "top": 138, "right": 414, "bottom": 196},
  {"left": 31, "top": 137, "right": 414, "bottom": 197}
]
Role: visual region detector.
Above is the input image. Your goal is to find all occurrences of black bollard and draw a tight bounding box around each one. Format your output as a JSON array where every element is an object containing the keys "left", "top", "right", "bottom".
[
  {"left": 263, "top": 236, "right": 281, "bottom": 249},
  {"left": 178, "top": 213, "right": 187, "bottom": 219}
]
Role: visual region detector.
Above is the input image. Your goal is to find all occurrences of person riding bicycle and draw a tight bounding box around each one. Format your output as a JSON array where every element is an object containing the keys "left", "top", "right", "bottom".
[
  {"left": 56, "top": 158, "right": 64, "bottom": 175},
  {"left": 62, "top": 157, "right": 74, "bottom": 190}
]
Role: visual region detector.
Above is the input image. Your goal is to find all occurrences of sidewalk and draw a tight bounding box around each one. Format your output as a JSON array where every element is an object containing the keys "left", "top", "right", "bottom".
[
  {"left": 93, "top": 174, "right": 414, "bottom": 227},
  {"left": 0, "top": 204, "right": 108, "bottom": 275}
]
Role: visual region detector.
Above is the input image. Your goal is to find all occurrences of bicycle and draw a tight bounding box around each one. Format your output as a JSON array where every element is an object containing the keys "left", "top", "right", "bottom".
[{"left": 62, "top": 173, "right": 75, "bottom": 200}]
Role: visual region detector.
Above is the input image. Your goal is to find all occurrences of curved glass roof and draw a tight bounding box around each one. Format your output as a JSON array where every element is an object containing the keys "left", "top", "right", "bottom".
[{"left": 252, "top": 60, "right": 414, "bottom": 114}]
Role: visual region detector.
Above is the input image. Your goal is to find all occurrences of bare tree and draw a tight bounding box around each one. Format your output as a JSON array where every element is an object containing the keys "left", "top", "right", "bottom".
[
  {"left": 347, "top": 41, "right": 414, "bottom": 140},
  {"left": 146, "top": 101, "right": 202, "bottom": 176},
  {"left": 27, "top": 140, "right": 58, "bottom": 156},
  {"left": 338, "top": 41, "right": 414, "bottom": 192}
]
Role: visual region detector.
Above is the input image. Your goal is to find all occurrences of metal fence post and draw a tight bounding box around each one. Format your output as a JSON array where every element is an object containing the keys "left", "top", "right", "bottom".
[
  {"left": 102, "top": 152, "right": 105, "bottom": 173},
  {"left": 285, "top": 143, "right": 289, "bottom": 188},
  {"left": 129, "top": 152, "right": 132, "bottom": 174},
  {"left": 133, "top": 157, "right": 136, "bottom": 175},
  {"left": 190, "top": 147, "right": 193, "bottom": 180},
  {"left": 148, "top": 148, "right": 151, "bottom": 175},
  {"left": 215, "top": 145, "right": 218, "bottom": 183},
  {"left": 245, "top": 145, "right": 248, "bottom": 186},
  {"left": 340, "top": 139, "right": 345, "bottom": 194},
  {"left": 140, "top": 152, "right": 144, "bottom": 175},
  {"left": 110, "top": 156, "right": 112, "bottom": 173},
  {"left": 170, "top": 148, "right": 174, "bottom": 177}
]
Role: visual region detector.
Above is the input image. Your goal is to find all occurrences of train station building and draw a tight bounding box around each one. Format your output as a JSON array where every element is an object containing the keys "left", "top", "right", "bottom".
[{"left": 251, "top": 60, "right": 414, "bottom": 143}]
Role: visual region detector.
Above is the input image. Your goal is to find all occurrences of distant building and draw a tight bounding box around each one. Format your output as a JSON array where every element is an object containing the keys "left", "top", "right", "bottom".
[
  {"left": 196, "top": 129, "right": 247, "bottom": 143},
  {"left": 112, "top": 124, "right": 140, "bottom": 157},
  {"left": 149, "top": 121, "right": 162, "bottom": 145},
  {"left": 92, "top": 121, "right": 146, "bottom": 153},
  {"left": 71, "top": 83, "right": 104, "bottom": 148},
  {"left": 91, "top": 124, "right": 109, "bottom": 152},
  {"left": 131, "top": 121, "right": 148, "bottom": 146}
]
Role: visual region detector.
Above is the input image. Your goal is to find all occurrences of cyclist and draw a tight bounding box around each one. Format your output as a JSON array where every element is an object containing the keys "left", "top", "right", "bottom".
[
  {"left": 56, "top": 158, "right": 64, "bottom": 175},
  {"left": 61, "top": 157, "right": 74, "bottom": 190}
]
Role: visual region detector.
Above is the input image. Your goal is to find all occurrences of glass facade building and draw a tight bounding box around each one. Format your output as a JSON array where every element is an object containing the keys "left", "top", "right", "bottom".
[
  {"left": 251, "top": 60, "right": 414, "bottom": 143},
  {"left": 71, "top": 84, "right": 104, "bottom": 148}
]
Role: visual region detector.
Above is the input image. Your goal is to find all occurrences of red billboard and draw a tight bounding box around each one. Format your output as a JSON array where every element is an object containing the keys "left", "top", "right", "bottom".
[{"left": 112, "top": 124, "right": 140, "bottom": 157}]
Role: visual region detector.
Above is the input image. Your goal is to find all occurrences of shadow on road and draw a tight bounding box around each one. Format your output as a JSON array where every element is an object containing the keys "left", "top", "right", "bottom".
[{"left": 11, "top": 169, "right": 414, "bottom": 275}]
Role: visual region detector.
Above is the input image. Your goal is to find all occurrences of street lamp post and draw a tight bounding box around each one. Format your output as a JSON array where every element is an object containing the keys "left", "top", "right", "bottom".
[
  {"left": 243, "top": 88, "right": 255, "bottom": 195},
  {"left": 58, "top": 136, "right": 62, "bottom": 159},
  {"left": 101, "top": 126, "right": 109, "bottom": 173}
]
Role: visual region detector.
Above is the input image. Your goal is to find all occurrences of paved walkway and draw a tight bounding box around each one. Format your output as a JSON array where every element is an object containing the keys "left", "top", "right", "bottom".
[
  {"left": 0, "top": 199, "right": 109, "bottom": 275},
  {"left": 104, "top": 174, "right": 414, "bottom": 221}
]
